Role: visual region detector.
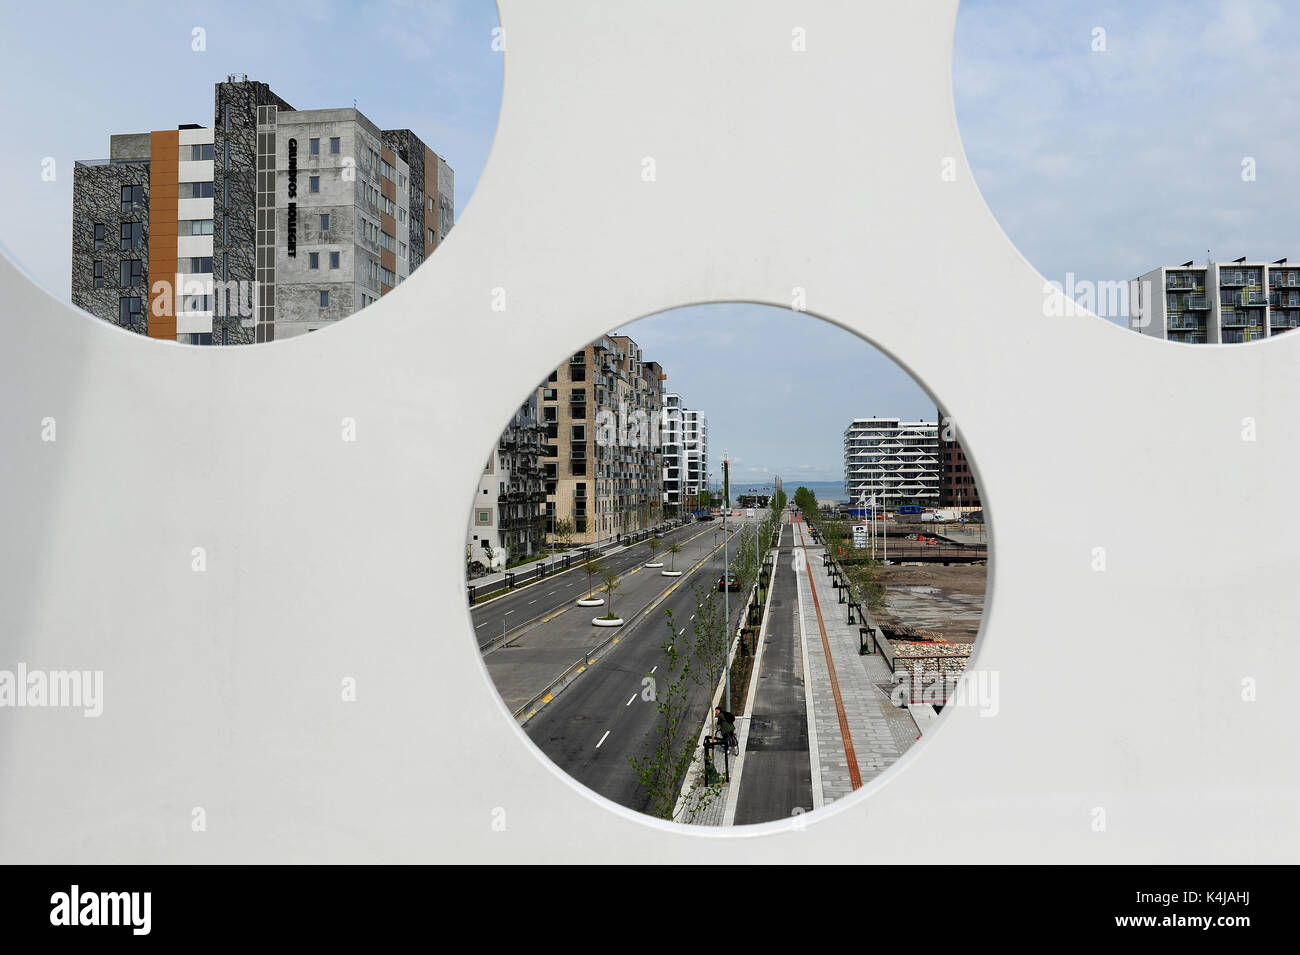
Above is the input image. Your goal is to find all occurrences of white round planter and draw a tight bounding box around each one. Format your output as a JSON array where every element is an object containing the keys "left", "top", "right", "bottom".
[
  {"left": 661, "top": 570, "right": 683, "bottom": 577},
  {"left": 576, "top": 597, "right": 605, "bottom": 607},
  {"left": 645, "top": 561, "right": 664, "bottom": 568},
  {"left": 592, "top": 616, "right": 624, "bottom": 627}
]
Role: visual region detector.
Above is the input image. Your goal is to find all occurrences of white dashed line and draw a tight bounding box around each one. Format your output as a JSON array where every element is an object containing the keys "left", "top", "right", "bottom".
[
  {"left": 678, "top": 628, "right": 685, "bottom": 636},
  {"left": 626, "top": 695, "right": 636, "bottom": 706},
  {"left": 596, "top": 730, "right": 611, "bottom": 748},
  {"left": 528, "top": 599, "right": 537, "bottom": 605},
  {"left": 650, "top": 665, "right": 658, "bottom": 674},
  {"left": 503, "top": 610, "right": 513, "bottom": 615}
]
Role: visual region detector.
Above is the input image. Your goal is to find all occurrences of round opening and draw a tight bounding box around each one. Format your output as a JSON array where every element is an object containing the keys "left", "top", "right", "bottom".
[{"left": 465, "top": 303, "right": 991, "bottom": 827}]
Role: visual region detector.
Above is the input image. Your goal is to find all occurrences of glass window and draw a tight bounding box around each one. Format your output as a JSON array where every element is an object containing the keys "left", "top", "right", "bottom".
[
  {"left": 93, "top": 223, "right": 106, "bottom": 249},
  {"left": 119, "top": 221, "right": 143, "bottom": 249},
  {"left": 319, "top": 290, "right": 329, "bottom": 307},
  {"left": 330, "top": 137, "right": 340, "bottom": 154},
  {"left": 329, "top": 251, "right": 339, "bottom": 269},
  {"left": 309, "top": 176, "right": 320, "bottom": 193},
  {"left": 308, "top": 252, "right": 319, "bottom": 269},
  {"left": 118, "top": 296, "right": 143, "bottom": 326},
  {"left": 319, "top": 213, "right": 330, "bottom": 230},
  {"left": 92, "top": 261, "right": 103, "bottom": 288},
  {"left": 309, "top": 138, "right": 320, "bottom": 155},
  {"left": 119, "top": 259, "right": 143, "bottom": 286},
  {"left": 223, "top": 141, "right": 230, "bottom": 170},
  {"left": 120, "top": 184, "right": 143, "bottom": 212},
  {"left": 190, "top": 143, "right": 215, "bottom": 161},
  {"left": 181, "top": 219, "right": 214, "bottom": 236},
  {"left": 185, "top": 181, "right": 214, "bottom": 198}
]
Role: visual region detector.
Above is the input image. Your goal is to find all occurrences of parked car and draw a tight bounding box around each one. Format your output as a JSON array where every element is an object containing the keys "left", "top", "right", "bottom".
[{"left": 717, "top": 575, "right": 741, "bottom": 592}]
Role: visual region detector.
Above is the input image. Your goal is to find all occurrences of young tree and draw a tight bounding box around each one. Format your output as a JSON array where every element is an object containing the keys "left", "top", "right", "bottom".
[
  {"left": 647, "top": 536, "right": 661, "bottom": 563},
  {"left": 553, "top": 517, "right": 575, "bottom": 552},
  {"left": 583, "top": 556, "right": 603, "bottom": 600},
  {"left": 666, "top": 539, "right": 683, "bottom": 572},
  {"left": 600, "top": 567, "right": 623, "bottom": 619}
]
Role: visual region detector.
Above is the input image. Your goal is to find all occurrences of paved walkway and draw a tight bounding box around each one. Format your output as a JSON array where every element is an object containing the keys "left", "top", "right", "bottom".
[{"left": 793, "top": 521, "right": 918, "bottom": 805}]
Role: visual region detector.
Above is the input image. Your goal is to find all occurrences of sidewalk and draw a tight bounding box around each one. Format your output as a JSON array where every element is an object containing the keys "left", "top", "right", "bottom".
[
  {"left": 794, "top": 523, "right": 918, "bottom": 805},
  {"left": 469, "top": 520, "right": 687, "bottom": 597}
]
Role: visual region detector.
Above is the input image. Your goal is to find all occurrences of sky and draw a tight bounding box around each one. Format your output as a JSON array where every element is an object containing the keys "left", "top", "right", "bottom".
[
  {"left": 953, "top": 0, "right": 1300, "bottom": 322},
  {"left": 607, "top": 303, "right": 938, "bottom": 487},
  {"left": 0, "top": 0, "right": 502, "bottom": 298}
]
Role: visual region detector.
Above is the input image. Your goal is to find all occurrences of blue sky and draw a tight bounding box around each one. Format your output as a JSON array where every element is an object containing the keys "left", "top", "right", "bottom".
[
  {"left": 0, "top": 0, "right": 502, "bottom": 298},
  {"left": 954, "top": 0, "right": 1300, "bottom": 320},
  {"left": 614, "top": 304, "right": 938, "bottom": 486}
]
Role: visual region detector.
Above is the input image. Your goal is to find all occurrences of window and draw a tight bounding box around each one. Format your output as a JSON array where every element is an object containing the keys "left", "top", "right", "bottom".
[
  {"left": 571, "top": 425, "right": 586, "bottom": 441},
  {"left": 118, "top": 296, "right": 143, "bottom": 326},
  {"left": 119, "top": 259, "right": 143, "bottom": 287},
  {"left": 379, "top": 230, "right": 396, "bottom": 252},
  {"left": 398, "top": 208, "right": 405, "bottom": 224},
  {"left": 119, "top": 221, "right": 143, "bottom": 249},
  {"left": 309, "top": 138, "right": 320, "bottom": 156},
  {"left": 120, "top": 184, "right": 143, "bottom": 212},
  {"left": 184, "top": 181, "right": 214, "bottom": 198},
  {"left": 379, "top": 158, "right": 394, "bottom": 180},
  {"left": 428, "top": 229, "right": 435, "bottom": 246},
  {"left": 93, "top": 223, "right": 106, "bottom": 250},
  {"left": 319, "top": 290, "right": 330, "bottom": 307},
  {"left": 398, "top": 172, "right": 405, "bottom": 189},
  {"left": 329, "top": 137, "right": 340, "bottom": 155},
  {"left": 223, "top": 180, "right": 229, "bottom": 207},
  {"left": 309, "top": 176, "right": 320, "bottom": 194},
  {"left": 319, "top": 213, "right": 330, "bottom": 231},
  {"left": 181, "top": 219, "right": 214, "bottom": 236},
  {"left": 190, "top": 143, "right": 215, "bottom": 161},
  {"left": 187, "top": 332, "right": 213, "bottom": 346},
  {"left": 222, "top": 252, "right": 229, "bottom": 281},
  {"left": 223, "top": 141, "right": 230, "bottom": 170},
  {"left": 92, "top": 261, "right": 103, "bottom": 288},
  {"left": 380, "top": 266, "right": 396, "bottom": 286},
  {"left": 428, "top": 197, "right": 433, "bottom": 213},
  {"left": 181, "top": 256, "right": 213, "bottom": 274},
  {"left": 308, "top": 252, "right": 319, "bottom": 269},
  {"left": 398, "top": 241, "right": 406, "bottom": 259},
  {"left": 329, "top": 251, "right": 339, "bottom": 269},
  {"left": 181, "top": 293, "right": 213, "bottom": 312}
]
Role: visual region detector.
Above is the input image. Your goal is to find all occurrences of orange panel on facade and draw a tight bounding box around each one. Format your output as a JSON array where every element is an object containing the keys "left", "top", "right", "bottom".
[{"left": 148, "top": 129, "right": 179, "bottom": 340}]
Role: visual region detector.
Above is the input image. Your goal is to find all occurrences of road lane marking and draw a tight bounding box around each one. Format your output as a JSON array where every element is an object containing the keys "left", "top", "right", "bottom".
[
  {"left": 547, "top": 591, "right": 556, "bottom": 597},
  {"left": 596, "top": 730, "right": 611, "bottom": 748},
  {"left": 528, "top": 599, "right": 537, "bottom": 605},
  {"left": 678, "top": 628, "right": 685, "bottom": 636},
  {"left": 626, "top": 695, "right": 636, "bottom": 706},
  {"left": 650, "top": 665, "right": 657, "bottom": 674},
  {"left": 503, "top": 610, "right": 514, "bottom": 616},
  {"left": 475, "top": 623, "right": 486, "bottom": 628}
]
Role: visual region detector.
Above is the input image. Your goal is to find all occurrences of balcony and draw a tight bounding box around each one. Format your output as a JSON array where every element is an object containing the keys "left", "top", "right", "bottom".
[
  {"left": 1184, "top": 295, "right": 1210, "bottom": 310},
  {"left": 1166, "top": 316, "right": 1202, "bottom": 331},
  {"left": 1219, "top": 272, "right": 1248, "bottom": 287},
  {"left": 1240, "top": 291, "right": 1271, "bottom": 307},
  {"left": 1220, "top": 311, "right": 1261, "bottom": 327},
  {"left": 1166, "top": 274, "right": 1200, "bottom": 290}
]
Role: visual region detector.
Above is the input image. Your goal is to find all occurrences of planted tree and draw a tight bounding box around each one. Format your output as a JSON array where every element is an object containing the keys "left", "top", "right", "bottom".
[
  {"left": 583, "top": 556, "right": 603, "bottom": 600},
  {"left": 647, "top": 536, "right": 661, "bottom": 563},
  {"left": 554, "top": 517, "right": 575, "bottom": 553},
  {"left": 666, "top": 539, "right": 682, "bottom": 572},
  {"left": 600, "top": 567, "right": 623, "bottom": 620}
]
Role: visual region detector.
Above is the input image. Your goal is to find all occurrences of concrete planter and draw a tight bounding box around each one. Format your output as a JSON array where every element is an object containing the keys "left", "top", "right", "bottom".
[
  {"left": 661, "top": 570, "right": 683, "bottom": 577},
  {"left": 576, "top": 597, "right": 605, "bottom": 607},
  {"left": 645, "top": 561, "right": 664, "bottom": 568},
  {"left": 592, "top": 616, "right": 624, "bottom": 627}
]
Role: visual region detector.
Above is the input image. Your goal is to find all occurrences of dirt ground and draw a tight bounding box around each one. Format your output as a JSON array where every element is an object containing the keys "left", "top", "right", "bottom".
[{"left": 876, "top": 562, "right": 987, "bottom": 643}]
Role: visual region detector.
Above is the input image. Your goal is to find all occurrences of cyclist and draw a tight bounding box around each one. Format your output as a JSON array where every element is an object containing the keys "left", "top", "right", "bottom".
[{"left": 714, "top": 706, "right": 738, "bottom": 754}]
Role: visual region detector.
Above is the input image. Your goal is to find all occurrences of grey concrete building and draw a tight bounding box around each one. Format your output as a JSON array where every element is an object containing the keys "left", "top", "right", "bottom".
[{"left": 70, "top": 74, "right": 453, "bottom": 345}]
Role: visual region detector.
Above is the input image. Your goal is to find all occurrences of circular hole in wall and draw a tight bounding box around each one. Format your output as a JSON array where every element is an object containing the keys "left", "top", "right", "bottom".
[
  {"left": 465, "top": 303, "right": 991, "bottom": 827},
  {"left": 954, "top": 0, "right": 1300, "bottom": 345},
  {"left": 0, "top": 1, "right": 502, "bottom": 345}
]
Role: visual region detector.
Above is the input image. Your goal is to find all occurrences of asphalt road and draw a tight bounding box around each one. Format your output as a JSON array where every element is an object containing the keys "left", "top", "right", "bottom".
[
  {"left": 521, "top": 516, "right": 759, "bottom": 814},
  {"left": 469, "top": 521, "right": 705, "bottom": 647},
  {"left": 733, "top": 522, "right": 813, "bottom": 824}
]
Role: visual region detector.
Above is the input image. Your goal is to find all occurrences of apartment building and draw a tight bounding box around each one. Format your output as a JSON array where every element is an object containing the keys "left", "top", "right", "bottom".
[
  {"left": 936, "top": 408, "right": 981, "bottom": 509},
  {"left": 661, "top": 394, "right": 709, "bottom": 511},
  {"left": 843, "top": 417, "right": 939, "bottom": 509},
  {"left": 71, "top": 75, "right": 453, "bottom": 345},
  {"left": 1130, "top": 258, "right": 1300, "bottom": 344},
  {"left": 468, "top": 395, "right": 547, "bottom": 567},
  {"left": 538, "top": 335, "right": 666, "bottom": 546}
]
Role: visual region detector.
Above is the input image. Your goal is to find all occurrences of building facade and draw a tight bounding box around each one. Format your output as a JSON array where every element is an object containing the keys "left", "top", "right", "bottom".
[
  {"left": 936, "top": 409, "right": 981, "bottom": 509},
  {"left": 468, "top": 396, "right": 546, "bottom": 567},
  {"left": 534, "top": 335, "right": 665, "bottom": 547},
  {"left": 661, "top": 393, "right": 709, "bottom": 511},
  {"left": 843, "top": 417, "right": 939, "bottom": 509},
  {"left": 71, "top": 75, "right": 452, "bottom": 345},
  {"left": 1130, "top": 259, "right": 1300, "bottom": 344}
]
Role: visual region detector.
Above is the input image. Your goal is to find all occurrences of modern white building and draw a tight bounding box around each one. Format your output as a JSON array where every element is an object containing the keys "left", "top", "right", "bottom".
[
  {"left": 661, "top": 394, "right": 709, "bottom": 510},
  {"left": 843, "top": 418, "right": 939, "bottom": 508},
  {"left": 1130, "top": 259, "right": 1300, "bottom": 344},
  {"left": 468, "top": 395, "right": 546, "bottom": 568}
]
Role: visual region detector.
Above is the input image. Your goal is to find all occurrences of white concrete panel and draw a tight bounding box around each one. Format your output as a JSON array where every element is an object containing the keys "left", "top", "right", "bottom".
[
  {"left": 178, "top": 126, "right": 214, "bottom": 147},
  {"left": 176, "top": 235, "right": 212, "bottom": 259},
  {"left": 0, "top": 0, "right": 1294, "bottom": 865},
  {"left": 178, "top": 159, "right": 214, "bottom": 183},
  {"left": 177, "top": 197, "right": 214, "bottom": 221}
]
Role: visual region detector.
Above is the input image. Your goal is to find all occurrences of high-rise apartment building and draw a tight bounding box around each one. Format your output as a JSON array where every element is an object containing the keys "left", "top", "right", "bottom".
[
  {"left": 661, "top": 393, "right": 709, "bottom": 511},
  {"left": 71, "top": 75, "right": 453, "bottom": 345},
  {"left": 936, "top": 409, "right": 981, "bottom": 510},
  {"left": 468, "top": 396, "right": 546, "bottom": 567},
  {"left": 1130, "top": 258, "right": 1300, "bottom": 344},
  {"left": 843, "top": 418, "right": 939, "bottom": 508},
  {"left": 537, "top": 335, "right": 665, "bottom": 546}
]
